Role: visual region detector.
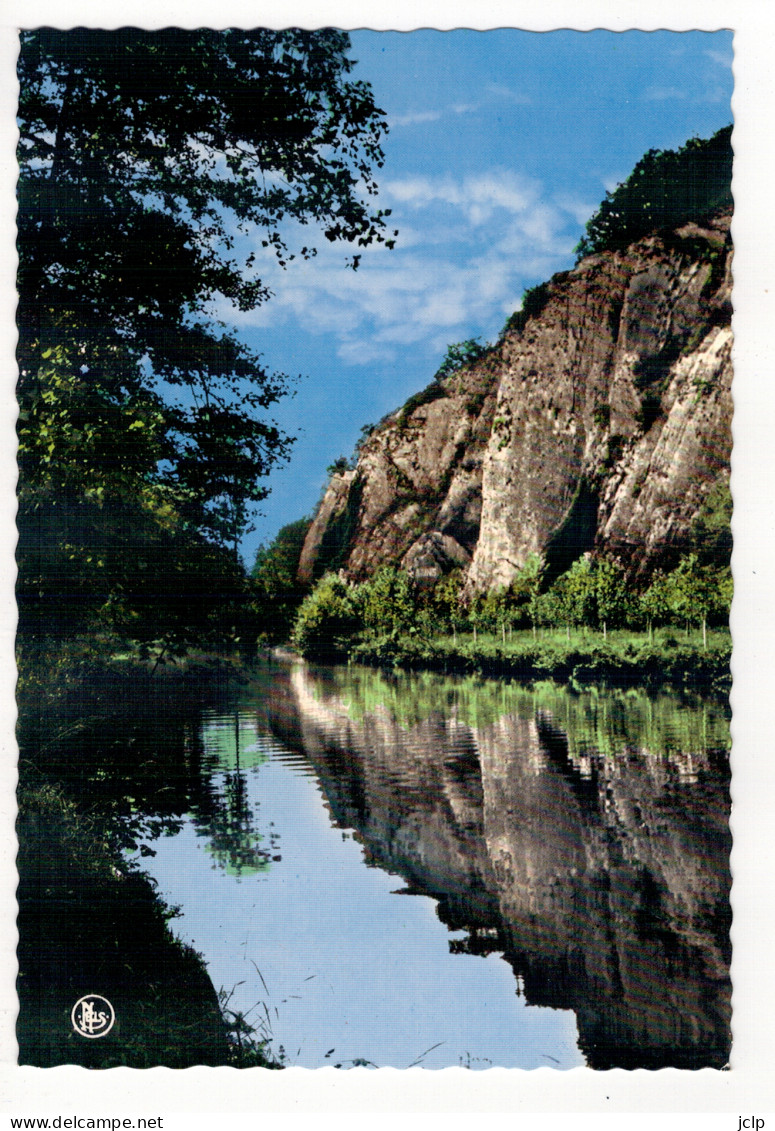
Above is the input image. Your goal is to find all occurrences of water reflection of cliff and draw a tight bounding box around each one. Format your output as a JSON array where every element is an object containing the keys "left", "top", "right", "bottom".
[{"left": 260, "top": 663, "right": 731, "bottom": 1070}]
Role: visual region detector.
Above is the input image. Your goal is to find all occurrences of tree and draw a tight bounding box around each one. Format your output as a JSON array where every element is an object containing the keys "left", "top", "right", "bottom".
[
  {"left": 291, "top": 573, "right": 360, "bottom": 655},
  {"left": 510, "top": 553, "right": 543, "bottom": 638},
  {"left": 592, "top": 557, "right": 632, "bottom": 639},
  {"left": 550, "top": 557, "right": 595, "bottom": 638},
  {"left": 689, "top": 477, "right": 733, "bottom": 570},
  {"left": 639, "top": 571, "right": 673, "bottom": 642},
  {"left": 18, "top": 28, "right": 395, "bottom": 640},
  {"left": 250, "top": 517, "right": 312, "bottom": 641},
  {"left": 667, "top": 554, "right": 732, "bottom": 649},
  {"left": 428, "top": 569, "right": 466, "bottom": 640},
  {"left": 574, "top": 125, "right": 732, "bottom": 260},
  {"left": 358, "top": 566, "right": 416, "bottom": 637},
  {"left": 434, "top": 338, "right": 488, "bottom": 382}
]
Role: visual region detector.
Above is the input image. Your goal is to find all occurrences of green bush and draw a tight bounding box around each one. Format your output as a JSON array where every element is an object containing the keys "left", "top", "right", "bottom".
[
  {"left": 434, "top": 337, "right": 488, "bottom": 381},
  {"left": 291, "top": 573, "right": 361, "bottom": 657}
]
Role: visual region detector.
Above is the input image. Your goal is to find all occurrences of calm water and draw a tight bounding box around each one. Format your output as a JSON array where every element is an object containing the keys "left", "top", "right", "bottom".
[{"left": 135, "top": 660, "right": 732, "bottom": 1070}]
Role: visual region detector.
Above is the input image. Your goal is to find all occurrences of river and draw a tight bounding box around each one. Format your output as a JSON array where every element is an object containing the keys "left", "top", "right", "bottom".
[{"left": 134, "top": 659, "right": 732, "bottom": 1070}]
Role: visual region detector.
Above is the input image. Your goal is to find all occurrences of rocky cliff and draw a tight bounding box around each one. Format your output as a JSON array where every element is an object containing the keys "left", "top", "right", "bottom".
[{"left": 298, "top": 211, "right": 732, "bottom": 592}]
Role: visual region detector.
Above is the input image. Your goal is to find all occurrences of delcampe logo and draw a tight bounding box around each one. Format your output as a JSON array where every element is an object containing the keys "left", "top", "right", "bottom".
[{"left": 71, "top": 995, "right": 115, "bottom": 1039}]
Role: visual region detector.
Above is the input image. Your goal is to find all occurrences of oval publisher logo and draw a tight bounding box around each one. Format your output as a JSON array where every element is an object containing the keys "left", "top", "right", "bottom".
[{"left": 71, "top": 994, "right": 115, "bottom": 1039}]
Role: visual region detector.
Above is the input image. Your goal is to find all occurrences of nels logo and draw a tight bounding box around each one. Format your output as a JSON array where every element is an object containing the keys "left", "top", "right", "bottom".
[{"left": 71, "top": 994, "right": 115, "bottom": 1039}]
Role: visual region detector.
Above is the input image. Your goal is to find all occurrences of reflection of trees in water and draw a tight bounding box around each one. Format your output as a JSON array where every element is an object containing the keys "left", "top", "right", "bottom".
[
  {"left": 191, "top": 767, "right": 271, "bottom": 878},
  {"left": 277, "top": 662, "right": 731, "bottom": 1070},
  {"left": 25, "top": 675, "right": 276, "bottom": 917},
  {"left": 57, "top": 698, "right": 275, "bottom": 879},
  {"left": 188, "top": 711, "right": 274, "bottom": 878}
]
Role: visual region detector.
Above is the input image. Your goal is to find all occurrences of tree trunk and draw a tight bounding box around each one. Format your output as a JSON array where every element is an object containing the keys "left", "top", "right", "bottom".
[{"left": 702, "top": 616, "right": 707, "bottom": 650}]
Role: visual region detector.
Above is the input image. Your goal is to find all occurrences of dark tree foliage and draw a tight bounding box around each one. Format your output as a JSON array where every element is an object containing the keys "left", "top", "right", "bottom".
[
  {"left": 574, "top": 125, "right": 732, "bottom": 260},
  {"left": 434, "top": 337, "right": 488, "bottom": 381},
  {"left": 17, "top": 27, "right": 394, "bottom": 642}
]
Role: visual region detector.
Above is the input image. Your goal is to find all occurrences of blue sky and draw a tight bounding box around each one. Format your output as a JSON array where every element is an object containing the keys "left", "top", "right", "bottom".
[{"left": 218, "top": 29, "right": 733, "bottom": 568}]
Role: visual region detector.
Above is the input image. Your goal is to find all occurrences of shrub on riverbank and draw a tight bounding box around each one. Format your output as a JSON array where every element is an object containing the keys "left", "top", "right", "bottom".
[{"left": 290, "top": 538, "right": 732, "bottom": 690}]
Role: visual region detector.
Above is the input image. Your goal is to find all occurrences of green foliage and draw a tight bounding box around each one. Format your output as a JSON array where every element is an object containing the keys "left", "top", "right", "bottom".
[
  {"left": 593, "top": 403, "right": 611, "bottom": 429},
  {"left": 690, "top": 477, "right": 732, "bottom": 569},
  {"left": 250, "top": 518, "right": 312, "bottom": 642},
  {"left": 501, "top": 282, "right": 552, "bottom": 337},
  {"left": 509, "top": 554, "right": 543, "bottom": 629},
  {"left": 218, "top": 987, "right": 285, "bottom": 1068},
  {"left": 434, "top": 337, "right": 488, "bottom": 381},
  {"left": 425, "top": 568, "right": 467, "bottom": 631},
  {"left": 639, "top": 571, "right": 673, "bottom": 633},
  {"left": 468, "top": 587, "right": 512, "bottom": 634},
  {"left": 350, "top": 628, "right": 731, "bottom": 695},
  {"left": 542, "top": 555, "right": 634, "bottom": 632},
  {"left": 397, "top": 380, "right": 447, "bottom": 427},
  {"left": 574, "top": 125, "right": 732, "bottom": 260},
  {"left": 291, "top": 573, "right": 361, "bottom": 656},
  {"left": 669, "top": 554, "right": 733, "bottom": 634},
  {"left": 358, "top": 566, "right": 417, "bottom": 636},
  {"left": 325, "top": 423, "right": 376, "bottom": 476},
  {"left": 326, "top": 456, "right": 351, "bottom": 476},
  {"left": 16, "top": 367, "right": 252, "bottom": 646},
  {"left": 17, "top": 28, "right": 394, "bottom": 646}
]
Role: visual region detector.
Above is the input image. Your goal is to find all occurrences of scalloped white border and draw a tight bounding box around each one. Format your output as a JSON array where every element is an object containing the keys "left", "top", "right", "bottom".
[{"left": 1, "top": 0, "right": 772, "bottom": 1118}]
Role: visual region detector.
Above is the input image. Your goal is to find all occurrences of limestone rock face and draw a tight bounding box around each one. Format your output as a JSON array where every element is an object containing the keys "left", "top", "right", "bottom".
[
  {"left": 298, "top": 212, "right": 732, "bottom": 591},
  {"left": 300, "top": 360, "right": 498, "bottom": 583},
  {"left": 296, "top": 467, "right": 357, "bottom": 585},
  {"left": 401, "top": 531, "right": 471, "bottom": 586}
]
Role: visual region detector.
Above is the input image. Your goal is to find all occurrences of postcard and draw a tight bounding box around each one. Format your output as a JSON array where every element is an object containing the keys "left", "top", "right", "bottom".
[{"left": 3, "top": 0, "right": 775, "bottom": 1122}]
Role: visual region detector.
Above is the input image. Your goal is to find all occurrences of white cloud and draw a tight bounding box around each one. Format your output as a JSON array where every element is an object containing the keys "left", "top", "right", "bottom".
[
  {"left": 701, "top": 84, "right": 731, "bottom": 105},
  {"left": 383, "top": 170, "right": 539, "bottom": 226},
  {"left": 485, "top": 82, "right": 532, "bottom": 105},
  {"left": 705, "top": 48, "right": 733, "bottom": 69},
  {"left": 387, "top": 84, "right": 530, "bottom": 135},
  {"left": 389, "top": 109, "right": 443, "bottom": 127},
  {"left": 643, "top": 85, "right": 688, "bottom": 102},
  {"left": 214, "top": 166, "right": 581, "bottom": 369},
  {"left": 553, "top": 193, "right": 598, "bottom": 227}
]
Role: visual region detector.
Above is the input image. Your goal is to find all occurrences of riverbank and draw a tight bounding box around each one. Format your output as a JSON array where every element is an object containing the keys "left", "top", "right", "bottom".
[
  {"left": 16, "top": 641, "right": 282, "bottom": 1067},
  {"left": 332, "top": 628, "right": 731, "bottom": 697}
]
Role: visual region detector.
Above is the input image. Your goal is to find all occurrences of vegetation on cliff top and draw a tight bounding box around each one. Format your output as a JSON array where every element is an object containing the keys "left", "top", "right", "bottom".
[{"left": 574, "top": 125, "right": 732, "bottom": 260}]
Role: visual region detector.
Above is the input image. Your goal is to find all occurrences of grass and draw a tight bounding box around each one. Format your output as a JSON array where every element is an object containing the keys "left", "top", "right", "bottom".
[{"left": 348, "top": 626, "right": 731, "bottom": 696}]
